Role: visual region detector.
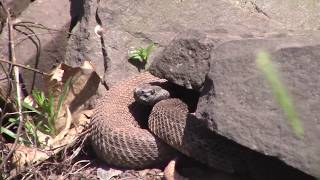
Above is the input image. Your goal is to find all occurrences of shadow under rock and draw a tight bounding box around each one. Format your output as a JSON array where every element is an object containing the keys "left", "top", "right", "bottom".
[{"left": 182, "top": 115, "right": 315, "bottom": 180}]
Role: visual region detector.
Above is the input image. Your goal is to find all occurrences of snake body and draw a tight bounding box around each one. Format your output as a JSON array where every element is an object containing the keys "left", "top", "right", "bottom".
[
  {"left": 90, "top": 72, "right": 175, "bottom": 168},
  {"left": 90, "top": 72, "right": 246, "bottom": 172}
]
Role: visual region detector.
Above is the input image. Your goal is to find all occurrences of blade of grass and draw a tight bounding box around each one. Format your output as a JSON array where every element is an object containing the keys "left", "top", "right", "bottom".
[
  {"left": 32, "top": 89, "right": 45, "bottom": 107},
  {"left": 256, "top": 51, "right": 304, "bottom": 137},
  {"left": 48, "top": 91, "right": 54, "bottom": 119},
  {"left": 22, "top": 101, "right": 41, "bottom": 115},
  {"left": 52, "top": 77, "right": 72, "bottom": 125},
  {"left": 1, "top": 126, "right": 28, "bottom": 143}
]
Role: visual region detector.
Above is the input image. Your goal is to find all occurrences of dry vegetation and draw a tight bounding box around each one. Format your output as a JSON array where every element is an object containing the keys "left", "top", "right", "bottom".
[{"left": 0, "top": 1, "right": 103, "bottom": 179}]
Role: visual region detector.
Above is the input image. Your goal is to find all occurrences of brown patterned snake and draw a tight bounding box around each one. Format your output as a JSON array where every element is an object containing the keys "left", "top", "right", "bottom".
[{"left": 90, "top": 72, "right": 247, "bottom": 173}]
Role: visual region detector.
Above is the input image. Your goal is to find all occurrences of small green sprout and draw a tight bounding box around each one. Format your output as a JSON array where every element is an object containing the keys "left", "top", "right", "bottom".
[
  {"left": 24, "top": 77, "right": 71, "bottom": 136},
  {"left": 128, "top": 43, "right": 155, "bottom": 63},
  {"left": 0, "top": 77, "right": 72, "bottom": 145}
]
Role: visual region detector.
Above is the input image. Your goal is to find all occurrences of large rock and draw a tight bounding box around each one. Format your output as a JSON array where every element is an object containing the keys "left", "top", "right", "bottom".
[
  {"left": 197, "top": 33, "right": 320, "bottom": 177},
  {"left": 230, "top": 0, "right": 320, "bottom": 30},
  {"left": 149, "top": 32, "right": 212, "bottom": 90},
  {"left": 153, "top": 32, "right": 320, "bottom": 177},
  {"left": 65, "top": 0, "right": 283, "bottom": 95},
  {"left": 0, "top": 0, "right": 71, "bottom": 93}
]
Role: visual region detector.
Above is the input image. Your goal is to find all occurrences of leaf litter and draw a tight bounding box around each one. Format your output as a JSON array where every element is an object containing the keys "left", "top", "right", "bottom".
[{"left": 1, "top": 61, "right": 100, "bottom": 177}]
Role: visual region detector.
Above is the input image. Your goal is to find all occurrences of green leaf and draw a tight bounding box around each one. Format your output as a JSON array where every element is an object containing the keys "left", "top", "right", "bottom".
[
  {"left": 22, "top": 101, "right": 41, "bottom": 115},
  {"left": 24, "top": 120, "right": 34, "bottom": 132},
  {"left": 32, "top": 89, "right": 45, "bottom": 107},
  {"left": 50, "top": 77, "right": 72, "bottom": 135},
  {"left": 48, "top": 91, "right": 54, "bottom": 118},
  {"left": 1, "top": 126, "right": 16, "bottom": 139},
  {"left": 131, "top": 55, "right": 143, "bottom": 62},
  {"left": 128, "top": 50, "right": 139, "bottom": 58},
  {"left": 128, "top": 43, "right": 155, "bottom": 63},
  {"left": 256, "top": 51, "right": 304, "bottom": 137},
  {"left": 8, "top": 117, "right": 19, "bottom": 124},
  {"left": 55, "top": 77, "right": 71, "bottom": 118},
  {"left": 1, "top": 126, "right": 28, "bottom": 143}
]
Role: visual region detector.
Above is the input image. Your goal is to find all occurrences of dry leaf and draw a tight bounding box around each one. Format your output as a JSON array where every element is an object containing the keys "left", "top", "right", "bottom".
[
  {"left": 8, "top": 109, "right": 90, "bottom": 167},
  {"left": 164, "top": 158, "right": 187, "bottom": 180},
  {"left": 97, "top": 167, "right": 123, "bottom": 180},
  {"left": 7, "top": 143, "right": 50, "bottom": 167},
  {"left": 49, "top": 66, "right": 64, "bottom": 82}
]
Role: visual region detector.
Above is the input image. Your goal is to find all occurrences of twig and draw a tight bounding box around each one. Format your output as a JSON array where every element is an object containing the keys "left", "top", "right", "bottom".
[
  {"left": 70, "top": 160, "right": 91, "bottom": 174},
  {"left": 2, "top": 111, "right": 37, "bottom": 118},
  {"left": 14, "top": 22, "right": 42, "bottom": 91},
  {"left": 15, "top": 21, "right": 79, "bottom": 37},
  {"left": 0, "top": 59, "right": 49, "bottom": 75},
  {"left": 0, "top": 1, "right": 24, "bottom": 171},
  {"left": 61, "top": 160, "right": 91, "bottom": 179},
  {"left": 15, "top": 32, "right": 59, "bottom": 45}
]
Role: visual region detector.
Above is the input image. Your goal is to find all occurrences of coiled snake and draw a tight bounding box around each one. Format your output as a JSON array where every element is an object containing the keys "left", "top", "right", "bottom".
[{"left": 90, "top": 72, "right": 246, "bottom": 173}]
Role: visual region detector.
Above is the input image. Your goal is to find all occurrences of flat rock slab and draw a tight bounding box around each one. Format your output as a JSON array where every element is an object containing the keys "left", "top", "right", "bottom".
[
  {"left": 231, "top": 0, "right": 320, "bottom": 30},
  {"left": 196, "top": 32, "right": 320, "bottom": 177}
]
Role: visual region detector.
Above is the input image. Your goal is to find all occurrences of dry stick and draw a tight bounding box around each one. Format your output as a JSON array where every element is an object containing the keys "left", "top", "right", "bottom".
[
  {"left": 0, "top": 1, "right": 24, "bottom": 171},
  {"left": 0, "top": 59, "right": 48, "bottom": 75},
  {"left": 14, "top": 23, "right": 42, "bottom": 91},
  {"left": 16, "top": 21, "right": 77, "bottom": 34}
]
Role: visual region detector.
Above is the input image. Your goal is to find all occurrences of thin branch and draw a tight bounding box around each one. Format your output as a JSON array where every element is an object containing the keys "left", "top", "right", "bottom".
[
  {"left": 3, "top": 111, "right": 36, "bottom": 117},
  {"left": 0, "top": 1, "right": 24, "bottom": 171},
  {"left": 15, "top": 21, "right": 79, "bottom": 37},
  {"left": 14, "top": 23, "right": 42, "bottom": 91},
  {"left": 0, "top": 59, "right": 49, "bottom": 75},
  {"left": 15, "top": 32, "right": 58, "bottom": 45},
  {"left": 69, "top": 160, "right": 91, "bottom": 175}
]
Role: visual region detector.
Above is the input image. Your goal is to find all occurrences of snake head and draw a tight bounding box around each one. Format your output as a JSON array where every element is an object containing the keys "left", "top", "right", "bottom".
[{"left": 134, "top": 84, "right": 170, "bottom": 106}]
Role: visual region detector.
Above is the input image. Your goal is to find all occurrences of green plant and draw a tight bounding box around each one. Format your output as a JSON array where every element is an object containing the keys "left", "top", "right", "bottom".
[
  {"left": 25, "top": 77, "right": 72, "bottom": 136},
  {"left": 128, "top": 43, "right": 155, "bottom": 63},
  {"left": 0, "top": 117, "right": 37, "bottom": 144},
  {"left": 0, "top": 119, "right": 29, "bottom": 144},
  {"left": 256, "top": 51, "right": 304, "bottom": 137},
  {"left": 0, "top": 78, "right": 72, "bottom": 145}
]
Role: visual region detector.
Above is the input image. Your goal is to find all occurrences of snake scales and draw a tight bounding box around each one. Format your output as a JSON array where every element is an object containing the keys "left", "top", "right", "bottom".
[{"left": 90, "top": 72, "right": 247, "bottom": 173}]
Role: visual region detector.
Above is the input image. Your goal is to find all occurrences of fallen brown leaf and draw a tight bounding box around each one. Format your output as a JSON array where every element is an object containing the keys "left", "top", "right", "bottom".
[
  {"left": 97, "top": 167, "right": 123, "bottom": 180},
  {"left": 7, "top": 143, "right": 50, "bottom": 167},
  {"left": 164, "top": 158, "right": 187, "bottom": 180}
]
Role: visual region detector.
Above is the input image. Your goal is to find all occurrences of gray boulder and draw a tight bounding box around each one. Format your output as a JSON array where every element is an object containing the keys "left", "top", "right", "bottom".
[
  {"left": 65, "top": 0, "right": 283, "bottom": 95},
  {"left": 0, "top": 0, "right": 71, "bottom": 93},
  {"left": 198, "top": 33, "right": 320, "bottom": 178},
  {"left": 151, "top": 32, "right": 320, "bottom": 178},
  {"left": 149, "top": 32, "right": 212, "bottom": 91},
  {"left": 230, "top": 0, "right": 320, "bottom": 30}
]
